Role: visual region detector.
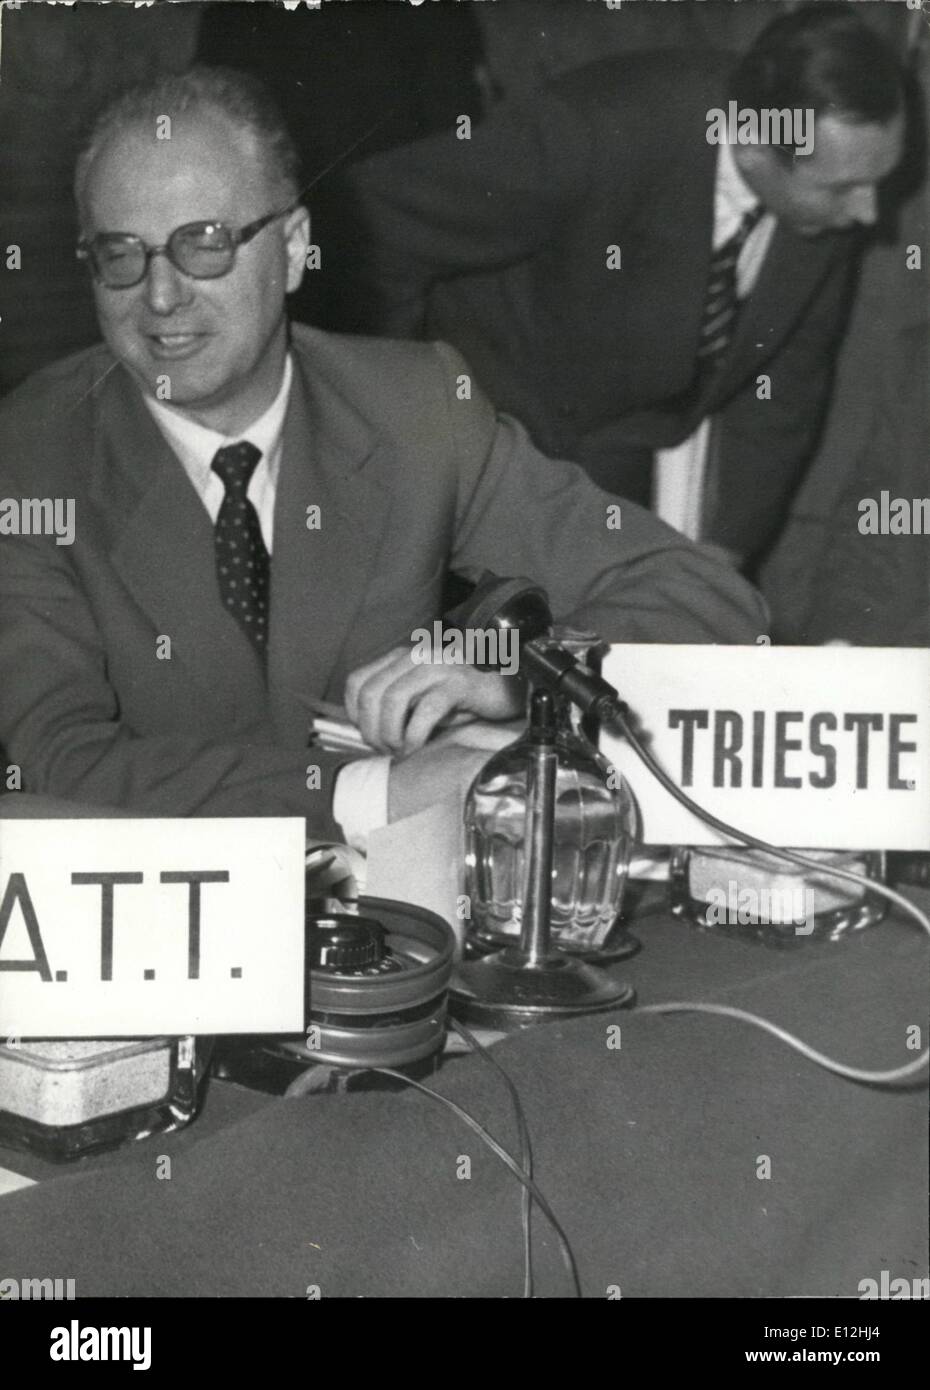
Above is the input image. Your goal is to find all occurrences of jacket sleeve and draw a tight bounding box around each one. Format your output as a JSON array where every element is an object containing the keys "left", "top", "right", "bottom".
[
  {"left": 433, "top": 342, "right": 770, "bottom": 644},
  {"left": 0, "top": 514, "right": 347, "bottom": 832},
  {"left": 347, "top": 87, "right": 596, "bottom": 336}
]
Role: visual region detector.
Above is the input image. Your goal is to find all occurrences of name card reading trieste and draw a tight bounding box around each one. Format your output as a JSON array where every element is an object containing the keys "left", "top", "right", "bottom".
[
  {"left": 0, "top": 818, "right": 306, "bottom": 1037},
  {"left": 600, "top": 646, "right": 929, "bottom": 850}
]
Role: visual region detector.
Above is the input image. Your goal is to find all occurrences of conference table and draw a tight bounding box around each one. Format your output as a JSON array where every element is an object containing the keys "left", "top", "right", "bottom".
[{"left": 0, "top": 882, "right": 926, "bottom": 1299}]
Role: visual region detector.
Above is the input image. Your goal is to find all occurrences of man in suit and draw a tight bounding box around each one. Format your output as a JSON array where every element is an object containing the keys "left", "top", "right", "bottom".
[
  {"left": 347, "top": 4, "right": 907, "bottom": 563},
  {"left": 805, "top": 321, "right": 929, "bottom": 647},
  {"left": 0, "top": 66, "right": 766, "bottom": 846}
]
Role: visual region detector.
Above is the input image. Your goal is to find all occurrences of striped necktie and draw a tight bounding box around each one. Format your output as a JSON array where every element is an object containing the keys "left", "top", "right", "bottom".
[
  {"left": 695, "top": 205, "right": 764, "bottom": 375},
  {"left": 211, "top": 441, "right": 270, "bottom": 661}
]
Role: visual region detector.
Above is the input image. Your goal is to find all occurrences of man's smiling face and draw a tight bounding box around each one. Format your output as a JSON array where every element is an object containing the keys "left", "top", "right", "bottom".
[{"left": 80, "top": 109, "right": 308, "bottom": 434}]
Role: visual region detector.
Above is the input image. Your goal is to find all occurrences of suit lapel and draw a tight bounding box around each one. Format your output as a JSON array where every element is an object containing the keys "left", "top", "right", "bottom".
[
  {"left": 266, "top": 339, "right": 392, "bottom": 745},
  {"left": 97, "top": 370, "right": 270, "bottom": 724},
  {"left": 90, "top": 343, "right": 393, "bottom": 749},
  {"left": 708, "top": 223, "right": 850, "bottom": 402},
  {"left": 677, "top": 113, "right": 720, "bottom": 367}
]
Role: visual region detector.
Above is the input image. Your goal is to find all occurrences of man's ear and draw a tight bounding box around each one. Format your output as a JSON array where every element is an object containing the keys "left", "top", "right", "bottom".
[
  {"left": 732, "top": 142, "right": 770, "bottom": 181},
  {"left": 284, "top": 204, "right": 311, "bottom": 294},
  {"left": 732, "top": 142, "right": 786, "bottom": 201}
]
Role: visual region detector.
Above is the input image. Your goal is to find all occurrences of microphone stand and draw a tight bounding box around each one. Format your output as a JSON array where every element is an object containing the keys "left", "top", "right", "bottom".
[{"left": 450, "top": 685, "right": 635, "bottom": 1030}]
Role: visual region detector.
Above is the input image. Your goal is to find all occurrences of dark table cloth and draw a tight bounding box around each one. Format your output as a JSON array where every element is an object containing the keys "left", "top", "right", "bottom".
[{"left": 1, "top": 891, "right": 926, "bottom": 1298}]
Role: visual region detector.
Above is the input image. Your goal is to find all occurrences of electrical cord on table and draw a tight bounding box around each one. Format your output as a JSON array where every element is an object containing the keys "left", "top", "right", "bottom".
[
  {"left": 289, "top": 679, "right": 925, "bottom": 1299},
  {"left": 369, "top": 1064, "right": 582, "bottom": 1297},
  {"left": 285, "top": 1031, "right": 568, "bottom": 1296},
  {"left": 611, "top": 702, "right": 930, "bottom": 1085},
  {"left": 447, "top": 1017, "right": 535, "bottom": 1298}
]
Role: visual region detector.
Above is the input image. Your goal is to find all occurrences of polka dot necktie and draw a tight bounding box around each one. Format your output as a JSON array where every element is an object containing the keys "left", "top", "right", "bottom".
[
  {"left": 211, "top": 441, "right": 270, "bottom": 662},
  {"left": 695, "top": 205, "right": 765, "bottom": 376}
]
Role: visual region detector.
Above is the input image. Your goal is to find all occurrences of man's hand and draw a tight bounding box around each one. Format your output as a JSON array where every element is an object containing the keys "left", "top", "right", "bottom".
[{"left": 345, "top": 645, "right": 524, "bottom": 754}]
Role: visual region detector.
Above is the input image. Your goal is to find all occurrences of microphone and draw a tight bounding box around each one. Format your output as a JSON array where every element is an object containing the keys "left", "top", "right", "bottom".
[{"left": 445, "top": 573, "right": 627, "bottom": 724}]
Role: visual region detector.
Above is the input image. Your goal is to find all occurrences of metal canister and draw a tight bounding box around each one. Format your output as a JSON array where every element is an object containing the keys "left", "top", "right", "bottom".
[
  {"left": 299, "top": 897, "right": 455, "bottom": 1069},
  {"left": 214, "top": 897, "right": 456, "bottom": 1088}
]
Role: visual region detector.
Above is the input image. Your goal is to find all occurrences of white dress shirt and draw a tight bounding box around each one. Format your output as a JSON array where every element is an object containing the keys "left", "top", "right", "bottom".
[
  {"left": 143, "top": 354, "right": 293, "bottom": 553},
  {"left": 653, "top": 142, "right": 776, "bottom": 544},
  {"left": 143, "top": 354, "right": 389, "bottom": 849},
  {"left": 714, "top": 138, "right": 775, "bottom": 294}
]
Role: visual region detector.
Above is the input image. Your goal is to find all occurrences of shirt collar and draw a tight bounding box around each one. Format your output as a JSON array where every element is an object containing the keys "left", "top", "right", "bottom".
[
  {"left": 143, "top": 353, "right": 293, "bottom": 489},
  {"left": 715, "top": 139, "right": 762, "bottom": 226}
]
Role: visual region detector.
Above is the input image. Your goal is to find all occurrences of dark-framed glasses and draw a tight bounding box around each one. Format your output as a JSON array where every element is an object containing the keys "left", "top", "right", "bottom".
[{"left": 76, "top": 205, "right": 296, "bottom": 289}]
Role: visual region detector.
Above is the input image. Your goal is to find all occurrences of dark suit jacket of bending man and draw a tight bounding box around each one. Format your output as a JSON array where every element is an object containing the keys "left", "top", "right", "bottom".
[
  {"left": 0, "top": 323, "right": 767, "bottom": 838},
  {"left": 348, "top": 49, "right": 862, "bottom": 557}
]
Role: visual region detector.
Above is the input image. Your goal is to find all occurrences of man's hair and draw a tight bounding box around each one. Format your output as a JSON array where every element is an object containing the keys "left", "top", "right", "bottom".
[
  {"left": 74, "top": 65, "right": 302, "bottom": 219},
  {"left": 732, "top": 2, "right": 904, "bottom": 138}
]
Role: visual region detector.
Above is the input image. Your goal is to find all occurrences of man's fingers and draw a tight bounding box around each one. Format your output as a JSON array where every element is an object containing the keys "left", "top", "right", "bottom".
[
  {"left": 344, "top": 646, "right": 408, "bottom": 725},
  {"left": 370, "top": 664, "right": 454, "bottom": 751},
  {"left": 401, "top": 685, "right": 461, "bottom": 753},
  {"left": 346, "top": 652, "right": 524, "bottom": 751},
  {"left": 349, "top": 653, "right": 418, "bottom": 746},
  {"left": 351, "top": 660, "right": 439, "bottom": 751}
]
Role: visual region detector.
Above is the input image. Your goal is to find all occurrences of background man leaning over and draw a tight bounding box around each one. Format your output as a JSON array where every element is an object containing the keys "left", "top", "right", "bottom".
[{"left": 348, "top": 3, "right": 906, "bottom": 565}]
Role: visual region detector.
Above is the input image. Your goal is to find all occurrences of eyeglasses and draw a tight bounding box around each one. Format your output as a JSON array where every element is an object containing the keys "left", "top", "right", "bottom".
[{"left": 76, "top": 206, "right": 296, "bottom": 289}]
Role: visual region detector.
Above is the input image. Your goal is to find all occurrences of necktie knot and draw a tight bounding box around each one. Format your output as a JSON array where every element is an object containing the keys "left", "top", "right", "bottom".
[
  {"left": 735, "top": 204, "right": 763, "bottom": 245},
  {"left": 711, "top": 207, "right": 765, "bottom": 277},
  {"left": 211, "top": 441, "right": 262, "bottom": 493}
]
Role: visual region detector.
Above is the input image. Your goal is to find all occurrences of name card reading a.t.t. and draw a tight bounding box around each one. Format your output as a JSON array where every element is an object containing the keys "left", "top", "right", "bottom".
[
  {"left": 0, "top": 818, "right": 306, "bottom": 1037},
  {"left": 600, "top": 645, "right": 930, "bottom": 850}
]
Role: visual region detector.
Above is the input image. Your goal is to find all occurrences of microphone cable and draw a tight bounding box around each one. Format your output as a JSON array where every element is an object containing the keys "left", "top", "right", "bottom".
[
  {"left": 608, "top": 700, "right": 930, "bottom": 1087},
  {"left": 370, "top": 1057, "right": 582, "bottom": 1297},
  {"left": 447, "top": 1017, "right": 535, "bottom": 1299}
]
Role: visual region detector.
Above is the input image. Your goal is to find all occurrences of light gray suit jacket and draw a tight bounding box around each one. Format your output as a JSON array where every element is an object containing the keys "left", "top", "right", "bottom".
[{"left": 0, "top": 324, "right": 767, "bottom": 834}]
